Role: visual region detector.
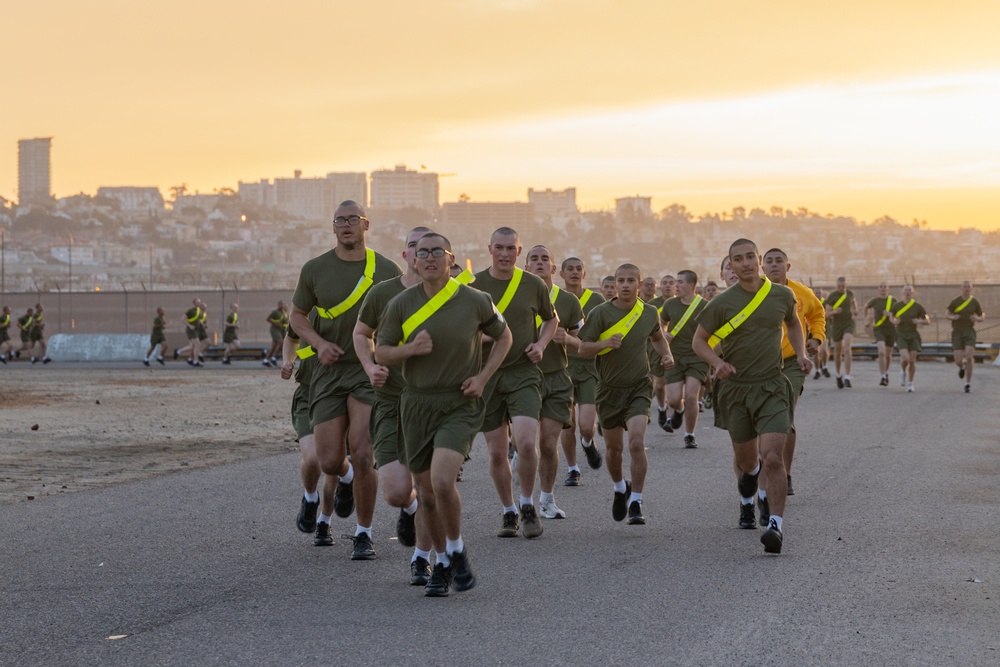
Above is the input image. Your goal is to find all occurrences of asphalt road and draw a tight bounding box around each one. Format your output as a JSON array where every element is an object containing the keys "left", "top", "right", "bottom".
[{"left": 2, "top": 359, "right": 998, "bottom": 666}]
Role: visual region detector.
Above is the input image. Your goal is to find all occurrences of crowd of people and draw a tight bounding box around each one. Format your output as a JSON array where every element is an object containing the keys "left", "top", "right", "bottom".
[{"left": 0, "top": 303, "right": 52, "bottom": 364}]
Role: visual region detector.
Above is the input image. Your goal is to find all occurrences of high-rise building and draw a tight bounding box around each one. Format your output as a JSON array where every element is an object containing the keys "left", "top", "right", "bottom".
[
  {"left": 370, "top": 164, "right": 439, "bottom": 211},
  {"left": 18, "top": 137, "right": 52, "bottom": 205},
  {"left": 273, "top": 170, "right": 334, "bottom": 220},
  {"left": 528, "top": 187, "right": 578, "bottom": 229},
  {"left": 326, "top": 172, "right": 368, "bottom": 208}
]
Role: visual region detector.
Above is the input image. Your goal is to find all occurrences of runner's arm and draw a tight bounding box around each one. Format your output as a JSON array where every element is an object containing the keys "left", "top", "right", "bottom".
[
  {"left": 280, "top": 333, "right": 298, "bottom": 380},
  {"left": 353, "top": 320, "right": 389, "bottom": 387}
]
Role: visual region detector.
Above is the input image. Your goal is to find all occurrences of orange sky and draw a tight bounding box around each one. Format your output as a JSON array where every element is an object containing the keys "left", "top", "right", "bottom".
[{"left": 4, "top": 1, "right": 1000, "bottom": 230}]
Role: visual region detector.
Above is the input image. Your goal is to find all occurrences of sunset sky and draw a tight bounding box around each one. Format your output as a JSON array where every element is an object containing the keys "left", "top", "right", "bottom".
[{"left": 4, "top": 1, "right": 1000, "bottom": 230}]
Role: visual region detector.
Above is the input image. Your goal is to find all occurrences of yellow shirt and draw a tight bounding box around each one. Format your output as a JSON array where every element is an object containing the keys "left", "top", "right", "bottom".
[{"left": 781, "top": 278, "right": 826, "bottom": 360}]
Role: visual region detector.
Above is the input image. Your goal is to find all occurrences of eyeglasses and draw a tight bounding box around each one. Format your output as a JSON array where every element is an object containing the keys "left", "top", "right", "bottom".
[
  {"left": 333, "top": 215, "right": 367, "bottom": 227},
  {"left": 415, "top": 247, "right": 452, "bottom": 259}
]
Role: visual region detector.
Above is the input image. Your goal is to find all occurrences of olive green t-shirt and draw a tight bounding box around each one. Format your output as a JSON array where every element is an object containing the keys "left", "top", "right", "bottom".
[
  {"left": 292, "top": 248, "right": 402, "bottom": 366},
  {"left": 865, "top": 296, "right": 897, "bottom": 333},
  {"left": 947, "top": 296, "right": 982, "bottom": 330},
  {"left": 892, "top": 299, "right": 927, "bottom": 334},
  {"left": 357, "top": 277, "right": 409, "bottom": 398},
  {"left": 473, "top": 268, "right": 556, "bottom": 369},
  {"left": 824, "top": 289, "right": 855, "bottom": 324},
  {"left": 225, "top": 313, "right": 238, "bottom": 329},
  {"left": 377, "top": 283, "right": 508, "bottom": 391},
  {"left": 567, "top": 288, "right": 605, "bottom": 360},
  {"left": 184, "top": 307, "right": 200, "bottom": 328},
  {"left": 578, "top": 300, "right": 662, "bottom": 387},
  {"left": 152, "top": 316, "right": 164, "bottom": 334},
  {"left": 268, "top": 309, "right": 287, "bottom": 334},
  {"left": 697, "top": 281, "right": 797, "bottom": 382},
  {"left": 661, "top": 296, "right": 708, "bottom": 358},
  {"left": 538, "top": 286, "right": 584, "bottom": 374}
]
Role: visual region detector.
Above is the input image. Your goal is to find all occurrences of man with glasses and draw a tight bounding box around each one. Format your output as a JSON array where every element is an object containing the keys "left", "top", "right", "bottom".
[
  {"left": 290, "top": 201, "right": 402, "bottom": 561},
  {"left": 864, "top": 283, "right": 897, "bottom": 387},
  {"left": 947, "top": 281, "right": 986, "bottom": 393},
  {"left": 376, "top": 233, "right": 511, "bottom": 596}
]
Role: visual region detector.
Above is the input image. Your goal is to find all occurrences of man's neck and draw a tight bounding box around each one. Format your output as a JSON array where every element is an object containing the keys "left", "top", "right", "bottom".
[
  {"left": 537, "top": 274, "right": 553, "bottom": 289},
  {"left": 738, "top": 275, "right": 764, "bottom": 292},
  {"left": 421, "top": 275, "right": 450, "bottom": 297},
  {"left": 489, "top": 265, "right": 514, "bottom": 280},
  {"left": 401, "top": 270, "right": 421, "bottom": 288},
  {"left": 679, "top": 292, "right": 694, "bottom": 305},
  {"left": 335, "top": 242, "right": 367, "bottom": 261},
  {"left": 615, "top": 295, "right": 637, "bottom": 309},
  {"left": 564, "top": 283, "right": 584, "bottom": 297}
]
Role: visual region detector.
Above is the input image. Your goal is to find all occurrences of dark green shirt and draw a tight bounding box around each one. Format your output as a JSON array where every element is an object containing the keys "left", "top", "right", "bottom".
[
  {"left": 225, "top": 313, "right": 238, "bottom": 330},
  {"left": 358, "top": 277, "right": 409, "bottom": 398},
  {"left": 892, "top": 299, "right": 927, "bottom": 334},
  {"left": 152, "top": 316, "right": 165, "bottom": 334},
  {"left": 473, "top": 268, "right": 556, "bottom": 369},
  {"left": 377, "top": 283, "right": 508, "bottom": 391},
  {"left": 293, "top": 249, "right": 402, "bottom": 366},
  {"left": 538, "top": 287, "right": 584, "bottom": 374},
  {"left": 865, "top": 296, "right": 897, "bottom": 334},
  {"left": 567, "top": 289, "right": 605, "bottom": 361},
  {"left": 661, "top": 296, "right": 708, "bottom": 358},
  {"left": 578, "top": 300, "right": 661, "bottom": 387},
  {"left": 824, "top": 289, "right": 855, "bottom": 324},
  {"left": 697, "top": 281, "right": 797, "bottom": 382},
  {"left": 947, "top": 296, "right": 982, "bottom": 330},
  {"left": 268, "top": 309, "right": 287, "bottom": 333}
]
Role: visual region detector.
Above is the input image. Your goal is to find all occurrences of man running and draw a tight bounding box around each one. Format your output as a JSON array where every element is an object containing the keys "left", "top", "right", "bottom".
[
  {"left": 891, "top": 285, "right": 930, "bottom": 393},
  {"left": 175, "top": 299, "right": 203, "bottom": 366},
  {"left": 143, "top": 307, "right": 167, "bottom": 366},
  {"left": 947, "top": 281, "right": 986, "bottom": 393},
  {"left": 661, "top": 270, "right": 709, "bottom": 449},
  {"left": 16, "top": 307, "right": 34, "bottom": 361},
  {"left": 221, "top": 303, "right": 240, "bottom": 364},
  {"left": 824, "top": 277, "right": 858, "bottom": 388},
  {"left": 600, "top": 275, "right": 617, "bottom": 302},
  {"left": 474, "top": 227, "right": 558, "bottom": 539},
  {"left": 864, "top": 283, "right": 897, "bottom": 387},
  {"left": 693, "top": 239, "right": 809, "bottom": 554},
  {"left": 375, "top": 232, "right": 512, "bottom": 596},
  {"left": 29, "top": 304, "right": 51, "bottom": 364},
  {"left": 289, "top": 200, "right": 402, "bottom": 561},
  {"left": 354, "top": 227, "right": 435, "bottom": 583},
  {"left": 558, "top": 257, "right": 605, "bottom": 486},
  {"left": 648, "top": 275, "right": 676, "bottom": 432},
  {"left": 578, "top": 264, "right": 675, "bottom": 526},
  {"left": 0, "top": 306, "right": 12, "bottom": 363},
  {"left": 811, "top": 287, "right": 831, "bottom": 379},
  {"left": 264, "top": 301, "right": 288, "bottom": 367}
]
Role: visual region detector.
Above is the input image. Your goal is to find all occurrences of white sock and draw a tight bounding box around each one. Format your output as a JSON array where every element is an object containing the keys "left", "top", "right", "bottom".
[
  {"left": 758, "top": 489, "right": 767, "bottom": 500},
  {"left": 749, "top": 462, "right": 761, "bottom": 476},
  {"left": 770, "top": 515, "right": 783, "bottom": 530},
  {"left": 317, "top": 513, "right": 331, "bottom": 524},
  {"left": 340, "top": 461, "right": 354, "bottom": 484},
  {"left": 519, "top": 495, "right": 533, "bottom": 508},
  {"left": 657, "top": 402, "right": 665, "bottom": 412},
  {"left": 685, "top": 432, "right": 694, "bottom": 438},
  {"left": 582, "top": 438, "right": 594, "bottom": 448},
  {"left": 740, "top": 496, "right": 754, "bottom": 505},
  {"left": 845, "top": 374, "right": 852, "bottom": 380},
  {"left": 628, "top": 491, "right": 642, "bottom": 504},
  {"left": 403, "top": 498, "right": 418, "bottom": 515},
  {"left": 446, "top": 536, "right": 464, "bottom": 555},
  {"left": 354, "top": 525, "right": 371, "bottom": 537},
  {"left": 613, "top": 479, "right": 627, "bottom": 494},
  {"left": 568, "top": 465, "right": 581, "bottom": 473},
  {"left": 539, "top": 491, "right": 554, "bottom": 505},
  {"left": 435, "top": 551, "right": 451, "bottom": 568},
  {"left": 303, "top": 490, "right": 319, "bottom": 503},
  {"left": 502, "top": 504, "right": 517, "bottom": 514},
  {"left": 143, "top": 357, "right": 149, "bottom": 362},
  {"left": 412, "top": 548, "right": 430, "bottom": 562}
]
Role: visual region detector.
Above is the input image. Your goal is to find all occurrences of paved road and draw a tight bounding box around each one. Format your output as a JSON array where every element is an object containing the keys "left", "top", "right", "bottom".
[{"left": 2, "top": 360, "right": 998, "bottom": 666}]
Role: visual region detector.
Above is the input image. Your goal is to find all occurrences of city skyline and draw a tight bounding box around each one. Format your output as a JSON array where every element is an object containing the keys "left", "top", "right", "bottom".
[{"left": 4, "top": 1, "right": 1000, "bottom": 231}]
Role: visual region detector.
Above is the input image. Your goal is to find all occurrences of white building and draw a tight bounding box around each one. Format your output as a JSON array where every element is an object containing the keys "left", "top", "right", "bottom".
[
  {"left": 326, "top": 172, "right": 368, "bottom": 208},
  {"left": 96, "top": 187, "right": 165, "bottom": 214},
  {"left": 370, "top": 165, "right": 438, "bottom": 211},
  {"left": 615, "top": 196, "right": 653, "bottom": 220}
]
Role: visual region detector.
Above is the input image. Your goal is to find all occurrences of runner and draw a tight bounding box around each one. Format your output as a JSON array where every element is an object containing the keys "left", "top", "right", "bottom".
[
  {"left": 692, "top": 239, "right": 809, "bottom": 554},
  {"left": 824, "top": 277, "right": 858, "bottom": 388},
  {"left": 891, "top": 285, "right": 930, "bottom": 393},
  {"left": 375, "top": 232, "right": 512, "bottom": 596},
  {"left": 524, "top": 246, "right": 583, "bottom": 519},
  {"left": 29, "top": 304, "right": 51, "bottom": 364},
  {"left": 811, "top": 288, "right": 831, "bottom": 379},
  {"left": 354, "top": 227, "right": 435, "bottom": 583},
  {"left": 175, "top": 299, "right": 203, "bottom": 366},
  {"left": 648, "top": 275, "right": 676, "bottom": 433},
  {"left": 143, "top": 307, "right": 167, "bottom": 366},
  {"left": 264, "top": 301, "right": 288, "bottom": 367},
  {"left": 16, "top": 307, "right": 34, "bottom": 360},
  {"left": 289, "top": 200, "right": 402, "bottom": 561},
  {"left": 558, "top": 257, "right": 605, "bottom": 486},
  {"left": 946, "top": 281, "right": 986, "bottom": 393},
  {"left": 661, "top": 270, "right": 709, "bottom": 449},
  {"left": 0, "top": 306, "right": 12, "bottom": 363},
  {"left": 196, "top": 301, "right": 210, "bottom": 363},
  {"left": 864, "top": 283, "right": 897, "bottom": 387},
  {"left": 600, "top": 275, "right": 616, "bottom": 302},
  {"left": 221, "top": 303, "right": 240, "bottom": 364},
  {"left": 578, "top": 264, "right": 675, "bottom": 526},
  {"left": 703, "top": 282, "right": 720, "bottom": 301},
  {"left": 721, "top": 257, "right": 738, "bottom": 288},
  {"left": 474, "top": 227, "right": 558, "bottom": 539}
]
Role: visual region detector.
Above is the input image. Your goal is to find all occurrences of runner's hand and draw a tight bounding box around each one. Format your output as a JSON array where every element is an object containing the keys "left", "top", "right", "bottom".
[
  {"left": 552, "top": 328, "right": 568, "bottom": 345},
  {"left": 604, "top": 334, "right": 622, "bottom": 351},
  {"left": 316, "top": 340, "right": 344, "bottom": 366},
  {"left": 660, "top": 355, "right": 675, "bottom": 371},
  {"left": 713, "top": 360, "right": 736, "bottom": 379},
  {"left": 408, "top": 330, "right": 433, "bottom": 356},
  {"left": 462, "top": 375, "right": 486, "bottom": 398},
  {"left": 280, "top": 361, "right": 295, "bottom": 380},
  {"left": 664, "top": 332, "right": 675, "bottom": 342},
  {"left": 525, "top": 342, "right": 545, "bottom": 363},
  {"left": 798, "top": 356, "right": 813, "bottom": 374},
  {"left": 806, "top": 339, "right": 819, "bottom": 356},
  {"left": 367, "top": 364, "right": 390, "bottom": 387}
]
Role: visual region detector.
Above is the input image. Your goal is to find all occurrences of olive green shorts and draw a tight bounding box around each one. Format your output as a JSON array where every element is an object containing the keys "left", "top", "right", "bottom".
[
  {"left": 831, "top": 320, "right": 856, "bottom": 342},
  {"left": 567, "top": 357, "right": 598, "bottom": 405},
  {"left": 897, "top": 330, "right": 922, "bottom": 352},
  {"left": 196, "top": 326, "right": 208, "bottom": 342},
  {"left": 370, "top": 393, "right": 405, "bottom": 469},
  {"left": 712, "top": 377, "right": 726, "bottom": 430},
  {"left": 20, "top": 330, "right": 29, "bottom": 343},
  {"left": 271, "top": 327, "right": 286, "bottom": 343},
  {"left": 952, "top": 329, "right": 976, "bottom": 351},
  {"left": 482, "top": 363, "right": 543, "bottom": 432},
  {"left": 291, "top": 382, "right": 313, "bottom": 440},
  {"left": 873, "top": 327, "right": 896, "bottom": 348},
  {"left": 596, "top": 377, "right": 652, "bottom": 431},
  {"left": 783, "top": 356, "right": 806, "bottom": 406},
  {"left": 716, "top": 374, "right": 792, "bottom": 444},
  {"left": 665, "top": 353, "right": 709, "bottom": 384},
  {"left": 185, "top": 327, "right": 198, "bottom": 341},
  {"left": 539, "top": 369, "right": 573, "bottom": 427},
  {"left": 150, "top": 332, "right": 166, "bottom": 347},
  {"left": 29, "top": 330, "right": 43, "bottom": 342},
  {"left": 647, "top": 343, "right": 664, "bottom": 378},
  {"left": 0, "top": 330, "right": 9, "bottom": 343},
  {"left": 309, "top": 361, "right": 375, "bottom": 427},
  {"left": 223, "top": 329, "right": 238, "bottom": 344},
  {"left": 401, "top": 387, "right": 484, "bottom": 474}
]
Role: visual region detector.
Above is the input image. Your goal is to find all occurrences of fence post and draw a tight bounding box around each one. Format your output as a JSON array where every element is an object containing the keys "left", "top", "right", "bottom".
[{"left": 122, "top": 282, "right": 129, "bottom": 334}]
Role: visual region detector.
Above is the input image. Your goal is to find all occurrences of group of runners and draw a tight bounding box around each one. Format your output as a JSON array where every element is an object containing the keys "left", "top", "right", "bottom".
[{"left": 0, "top": 303, "right": 52, "bottom": 364}]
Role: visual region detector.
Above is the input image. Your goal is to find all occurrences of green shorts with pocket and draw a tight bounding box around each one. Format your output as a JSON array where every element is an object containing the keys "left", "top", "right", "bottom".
[
  {"left": 897, "top": 330, "right": 922, "bottom": 352},
  {"left": 873, "top": 327, "right": 896, "bottom": 349},
  {"left": 783, "top": 356, "right": 806, "bottom": 413},
  {"left": 400, "top": 387, "right": 483, "bottom": 474},
  {"left": 831, "top": 319, "right": 856, "bottom": 342},
  {"left": 665, "top": 353, "right": 709, "bottom": 384},
  {"left": 567, "top": 357, "right": 598, "bottom": 405},
  {"left": 291, "top": 382, "right": 313, "bottom": 440},
  {"left": 223, "top": 329, "right": 238, "bottom": 344},
  {"left": 647, "top": 343, "right": 664, "bottom": 378},
  {"left": 715, "top": 373, "right": 792, "bottom": 444},
  {"left": 309, "top": 361, "right": 375, "bottom": 427},
  {"left": 596, "top": 377, "right": 652, "bottom": 431},
  {"left": 150, "top": 332, "right": 166, "bottom": 347},
  {"left": 951, "top": 329, "right": 976, "bottom": 351},
  {"left": 371, "top": 394, "right": 404, "bottom": 469},
  {"left": 482, "top": 362, "right": 543, "bottom": 432},
  {"left": 540, "top": 369, "right": 573, "bottom": 428}
]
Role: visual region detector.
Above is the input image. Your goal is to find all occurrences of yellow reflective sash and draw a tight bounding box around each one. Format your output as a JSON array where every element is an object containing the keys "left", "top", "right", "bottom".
[
  {"left": 953, "top": 296, "right": 974, "bottom": 313},
  {"left": 707, "top": 278, "right": 772, "bottom": 348},
  {"left": 316, "top": 248, "right": 376, "bottom": 319},
  {"left": 455, "top": 270, "right": 475, "bottom": 285},
  {"left": 596, "top": 299, "right": 645, "bottom": 356},
  {"left": 296, "top": 344, "right": 315, "bottom": 360},
  {"left": 874, "top": 296, "right": 892, "bottom": 327},
  {"left": 579, "top": 289, "right": 593, "bottom": 309},
  {"left": 186, "top": 307, "right": 201, "bottom": 324},
  {"left": 535, "top": 284, "right": 559, "bottom": 328},
  {"left": 400, "top": 278, "right": 461, "bottom": 345},
  {"left": 669, "top": 295, "right": 704, "bottom": 337},
  {"left": 894, "top": 299, "right": 916, "bottom": 319},
  {"left": 0, "top": 314, "right": 8, "bottom": 326},
  {"left": 831, "top": 291, "right": 847, "bottom": 310},
  {"left": 229, "top": 313, "right": 238, "bottom": 325},
  {"left": 495, "top": 268, "right": 523, "bottom": 315}
]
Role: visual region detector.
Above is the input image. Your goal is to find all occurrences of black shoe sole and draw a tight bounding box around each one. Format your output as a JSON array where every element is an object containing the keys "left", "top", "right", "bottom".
[
  {"left": 424, "top": 586, "right": 449, "bottom": 597},
  {"left": 411, "top": 574, "right": 430, "bottom": 586},
  {"left": 761, "top": 528, "right": 783, "bottom": 554},
  {"left": 564, "top": 477, "right": 580, "bottom": 487},
  {"left": 333, "top": 481, "right": 354, "bottom": 518},
  {"left": 314, "top": 536, "right": 334, "bottom": 547},
  {"left": 612, "top": 481, "right": 632, "bottom": 522},
  {"left": 351, "top": 550, "right": 377, "bottom": 561},
  {"left": 583, "top": 445, "right": 603, "bottom": 470},
  {"left": 669, "top": 411, "right": 684, "bottom": 431}
]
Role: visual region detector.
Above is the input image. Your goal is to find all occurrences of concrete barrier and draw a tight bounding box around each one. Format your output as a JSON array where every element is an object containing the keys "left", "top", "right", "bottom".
[{"left": 47, "top": 334, "right": 151, "bottom": 362}]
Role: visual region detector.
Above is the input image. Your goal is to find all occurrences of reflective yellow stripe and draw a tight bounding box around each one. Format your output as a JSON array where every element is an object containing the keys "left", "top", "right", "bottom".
[
  {"left": 579, "top": 289, "right": 593, "bottom": 308},
  {"left": 953, "top": 296, "right": 974, "bottom": 313},
  {"left": 707, "top": 278, "right": 772, "bottom": 348},
  {"left": 296, "top": 345, "right": 315, "bottom": 359},
  {"left": 400, "top": 278, "right": 461, "bottom": 345},
  {"left": 0, "top": 314, "right": 8, "bottom": 326},
  {"left": 596, "top": 299, "right": 645, "bottom": 356},
  {"left": 186, "top": 307, "right": 201, "bottom": 324},
  {"left": 831, "top": 292, "right": 847, "bottom": 310},
  {"left": 874, "top": 296, "right": 892, "bottom": 327},
  {"left": 669, "top": 295, "right": 704, "bottom": 337},
  {"left": 456, "top": 269, "right": 475, "bottom": 285},
  {"left": 495, "top": 267, "right": 523, "bottom": 315},
  {"left": 895, "top": 299, "right": 916, "bottom": 318},
  {"left": 316, "top": 248, "right": 376, "bottom": 319},
  {"left": 535, "top": 284, "right": 559, "bottom": 328}
]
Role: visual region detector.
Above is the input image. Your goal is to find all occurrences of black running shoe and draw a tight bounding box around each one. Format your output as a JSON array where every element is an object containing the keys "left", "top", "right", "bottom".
[
  {"left": 199, "top": 354, "right": 205, "bottom": 363},
  {"left": 612, "top": 481, "right": 632, "bottom": 522},
  {"left": 786, "top": 474, "right": 795, "bottom": 496},
  {"left": 739, "top": 502, "right": 756, "bottom": 529},
  {"left": 757, "top": 495, "right": 770, "bottom": 527},
  {"left": 821, "top": 368, "right": 831, "bottom": 378},
  {"left": 879, "top": 376, "right": 888, "bottom": 387},
  {"left": 296, "top": 495, "right": 319, "bottom": 533},
  {"left": 0, "top": 355, "right": 6, "bottom": 365},
  {"left": 520, "top": 504, "right": 543, "bottom": 539},
  {"left": 737, "top": 467, "right": 760, "bottom": 499},
  {"left": 965, "top": 383, "right": 971, "bottom": 393},
  {"left": 844, "top": 378, "right": 852, "bottom": 388},
  {"left": 836, "top": 376, "right": 844, "bottom": 389},
  {"left": 314, "top": 521, "right": 333, "bottom": 546},
  {"left": 761, "top": 521, "right": 783, "bottom": 554},
  {"left": 670, "top": 408, "right": 684, "bottom": 431},
  {"left": 156, "top": 357, "right": 164, "bottom": 365},
  {"left": 333, "top": 479, "right": 355, "bottom": 518},
  {"left": 497, "top": 510, "right": 519, "bottom": 537},
  {"left": 683, "top": 435, "right": 697, "bottom": 449},
  {"left": 351, "top": 532, "right": 377, "bottom": 560},
  {"left": 173, "top": 348, "right": 179, "bottom": 360},
  {"left": 959, "top": 365, "right": 965, "bottom": 379},
  {"left": 424, "top": 562, "right": 452, "bottom": 597},
  {"left": 564, "top": 469, "right": 581, "bottom": 487},
  {"left": 143, "top": 359, "right": 150, "bottom": 367},
  {"left": 812, "top": 370, "right": 820, "bottom": 380},
  {"left": 450, "top": 549, "right": 476, "bottom": 592},
  {"left": 31, "top": 357, "right": 37, "bottom": 364},
  {"left": 657, "top": 408, "right": 668, "bottom": 429},
  {"left": 396, "top": 507, "right": 416, "bottom": 547},
  {"left": 222, "top": 358, "right": 231, "bottom": 365},
  {"left": 627, "top": 500, "right": 645, "bottom": 525},
  {"left": 583, "top": 442, "right": 603, "bottom": 470},
  {"left": 410, "top": 557, "right": 431, "bottom": 586}
]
